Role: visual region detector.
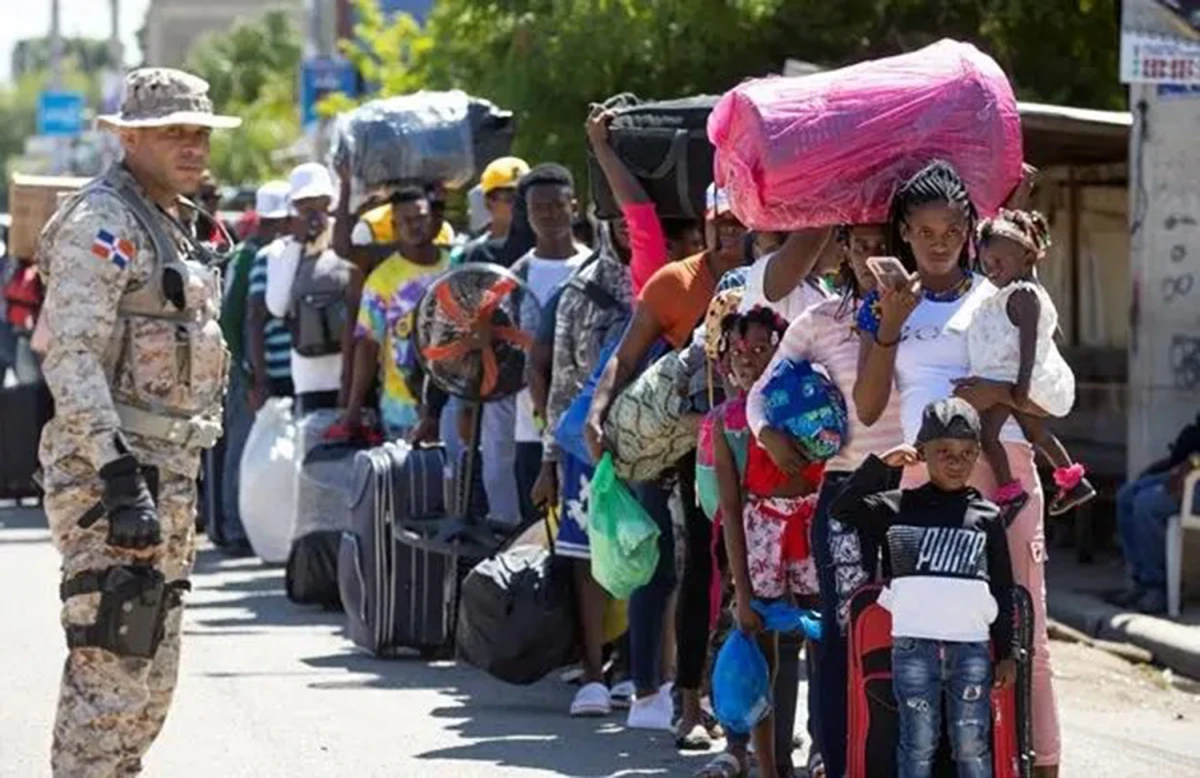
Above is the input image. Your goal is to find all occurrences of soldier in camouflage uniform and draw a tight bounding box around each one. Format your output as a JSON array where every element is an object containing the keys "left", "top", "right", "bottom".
[{"left": 34, "top": 68, "right": 240, "bottom": 778}]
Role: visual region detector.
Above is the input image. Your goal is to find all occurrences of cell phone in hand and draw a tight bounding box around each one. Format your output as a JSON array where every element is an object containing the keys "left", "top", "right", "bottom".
[{"left": 866, "top": 256, "right": 912, "bottom": 289}]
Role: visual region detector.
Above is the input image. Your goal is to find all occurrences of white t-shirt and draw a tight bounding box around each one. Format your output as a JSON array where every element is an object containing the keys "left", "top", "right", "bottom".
[
  {"left": 892, "top": 275, "right": 1023, "bottom": 444},
  {"left": 514, "top": 247, "right": 592, "bottom": 443},
  {"left": 740, "top": 250, "right": 834, "bottom": 321},
  {"left": 263, "top": 236, "right": 346, "bottom": 395}
]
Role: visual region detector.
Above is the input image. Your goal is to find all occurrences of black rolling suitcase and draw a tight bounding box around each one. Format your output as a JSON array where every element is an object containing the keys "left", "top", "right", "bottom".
[
  {"left": 588, "top": 93, "right": 720, "bottom": 220},
  {"left": 0, "top": 382, "right": 53, "bottom": 500},
  {"left": 338, "top": 440, "right": 466, "bottom": 657}
]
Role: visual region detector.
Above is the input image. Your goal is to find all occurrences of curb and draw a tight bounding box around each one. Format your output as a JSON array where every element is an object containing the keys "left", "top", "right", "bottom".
[{"left": 1048, "top": 589, "right": 1200, "bottom": 680}]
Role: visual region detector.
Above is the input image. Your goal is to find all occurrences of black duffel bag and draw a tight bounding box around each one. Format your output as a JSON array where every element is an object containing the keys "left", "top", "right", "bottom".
[
  {"left": 286, "top": 531, "right": 344, "bottom": 611},
  {"left": 588, "top": 93, "right": 719, "bottom": 221},
  {"left": 456, "top": 543, "right": 579, "bottom": 685}
]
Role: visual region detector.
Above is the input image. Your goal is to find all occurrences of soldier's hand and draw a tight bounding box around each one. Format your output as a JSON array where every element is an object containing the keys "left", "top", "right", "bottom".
[{"left": 98, "top": 456, "right": 162, "bottom": 551}]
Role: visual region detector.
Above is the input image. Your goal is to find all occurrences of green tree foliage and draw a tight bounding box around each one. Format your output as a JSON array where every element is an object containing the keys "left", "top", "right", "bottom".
[
  {"left": 410, "top": 0, "right": 1122, "bottom": 194},
  {"left": 185, "top": 11, "right": 304, "bottom": 185}
]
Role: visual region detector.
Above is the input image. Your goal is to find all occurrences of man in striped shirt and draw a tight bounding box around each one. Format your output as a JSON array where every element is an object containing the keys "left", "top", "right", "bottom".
[{"left": 247, "top": 238, "right": 295, "bottom": 409}]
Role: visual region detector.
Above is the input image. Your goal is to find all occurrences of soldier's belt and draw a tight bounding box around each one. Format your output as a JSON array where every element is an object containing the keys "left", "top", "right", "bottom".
[{"left": 115, "top": 404, "right": 222, "bottom": 449}]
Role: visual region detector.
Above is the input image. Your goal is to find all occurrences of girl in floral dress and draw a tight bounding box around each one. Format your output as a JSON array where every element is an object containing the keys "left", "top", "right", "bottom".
[{"left": 711, "top": 306, "right": 824, "bottom": 778}]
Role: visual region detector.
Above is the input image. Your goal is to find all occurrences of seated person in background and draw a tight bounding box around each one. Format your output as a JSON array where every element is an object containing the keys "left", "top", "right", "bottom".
[
  {"left": 831, "top": 397, "right": 1017, "bottom": 778},
  {"left": 264, "top": 163, "right": 359, "bottom": 418},
  {"left": 1109, "top": 411, "right": 1200, "bottom": 614},
  {"left": 335, "top": 186, "right": 448, "bottom": 442}
]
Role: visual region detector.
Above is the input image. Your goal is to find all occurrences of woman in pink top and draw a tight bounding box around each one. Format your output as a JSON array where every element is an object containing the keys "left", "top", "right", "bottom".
[
  {"left": 586, "top": 107, "right": 704, "bottom": 294},
  {"left": 745, "top": 223, "right": 903, "bottom": 778}
]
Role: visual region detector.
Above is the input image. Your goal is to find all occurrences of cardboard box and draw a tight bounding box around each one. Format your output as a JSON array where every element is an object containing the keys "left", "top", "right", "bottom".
[{"left": 7, "top": 173, "right": 91, "bottom": 260}]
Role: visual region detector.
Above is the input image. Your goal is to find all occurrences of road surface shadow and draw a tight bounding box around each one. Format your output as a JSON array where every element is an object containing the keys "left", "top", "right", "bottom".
[{"left": 300, "top": 649, "right": 708, "bottom": 776}]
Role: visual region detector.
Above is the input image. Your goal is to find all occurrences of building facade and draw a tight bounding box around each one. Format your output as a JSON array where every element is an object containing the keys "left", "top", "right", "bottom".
[{"left": 143, "top": 0, "right": 304, "bottom": 67}]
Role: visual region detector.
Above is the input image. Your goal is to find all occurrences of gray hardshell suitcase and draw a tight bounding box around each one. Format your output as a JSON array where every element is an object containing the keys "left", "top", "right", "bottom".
[{"left": 338, "top": 440, "right": 457, "bottom": 657}]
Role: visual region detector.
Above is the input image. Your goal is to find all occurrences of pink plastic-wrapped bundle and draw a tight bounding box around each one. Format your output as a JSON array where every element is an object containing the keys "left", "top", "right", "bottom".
[{"left": 708, "top": 39, "right": 1024, "bottom": 230}]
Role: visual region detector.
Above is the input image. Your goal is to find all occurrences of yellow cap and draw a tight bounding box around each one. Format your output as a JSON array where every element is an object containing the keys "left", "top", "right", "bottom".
[{"left": 480, "top": 156, "right": 530, "bottom": 194}]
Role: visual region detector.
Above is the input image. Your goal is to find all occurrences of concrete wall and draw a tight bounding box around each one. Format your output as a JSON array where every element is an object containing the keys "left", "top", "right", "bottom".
[
  {"left": 144, "top": 0, "right": 304, "bottom": 67},
  {"left": 1127, "top": 83, "right": 1200, "bottom": 477}
]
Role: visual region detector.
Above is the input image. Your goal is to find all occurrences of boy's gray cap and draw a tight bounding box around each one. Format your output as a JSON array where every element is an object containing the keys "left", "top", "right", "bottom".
[
  {"left": 97, "top": 68, "right": 241, "bottom": 130},
  {"left": 916, "top": 397, "right": 982, "bottom": 445}
]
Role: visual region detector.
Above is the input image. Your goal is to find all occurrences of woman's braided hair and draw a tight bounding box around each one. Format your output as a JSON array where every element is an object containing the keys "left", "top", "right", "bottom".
[{"left": 887, "top": 159, "right": 978, "bottom": 274}]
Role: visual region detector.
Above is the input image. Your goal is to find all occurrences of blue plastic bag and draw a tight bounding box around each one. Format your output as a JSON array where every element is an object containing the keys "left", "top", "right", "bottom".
[
  {"left": 587, "top": 453, "right": 661, "bottom": 599},
  {"left": 554, "top": 338, "right": 620, "bottom": 467},
  {"left": 761, "top": 358, "right": 849, "bottom": 461},
  {"left": 711, "top": 630, "right": 772, "bottom": 736},
  {"left": 752, "top": 599, "right": 823, "bottom": 641}
]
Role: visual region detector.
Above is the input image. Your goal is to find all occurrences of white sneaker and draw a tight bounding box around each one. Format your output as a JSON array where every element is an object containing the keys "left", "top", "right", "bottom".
[
  {"left": 610, "top": 679, "right": 635, "bottom": 709},
  {"left": 626, "top": 687, "right": 675, "bottom": 731},
  {"left": 570, "top": 682, "right": 612, "bottom": 717}
]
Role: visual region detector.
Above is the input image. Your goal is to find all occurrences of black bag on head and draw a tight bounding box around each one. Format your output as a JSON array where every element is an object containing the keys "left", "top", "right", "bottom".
[
  {"left": 588, "top": 93, "right": 719, "bottom": 221},
  {"left": 455, "top": 543, "right": 579, "bottom": 685}
]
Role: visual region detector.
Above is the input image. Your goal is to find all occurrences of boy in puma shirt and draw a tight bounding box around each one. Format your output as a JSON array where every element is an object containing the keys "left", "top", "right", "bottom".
[{"left": 831, "top": 397, "right": 1016, "bottom": 778}]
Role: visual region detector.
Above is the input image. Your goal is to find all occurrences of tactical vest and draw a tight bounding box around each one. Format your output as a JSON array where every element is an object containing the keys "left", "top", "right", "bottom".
[{"left": 44, "top": 169, "right": 227, "bottom": 449}]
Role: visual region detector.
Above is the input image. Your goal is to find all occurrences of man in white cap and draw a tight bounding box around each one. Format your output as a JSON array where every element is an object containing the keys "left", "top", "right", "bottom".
[
  {"left": 264, "top": 162, "right": 360, "bottom": 417},
  {"left": 33, "top": 67, "right": 240, "bottom": 776}
]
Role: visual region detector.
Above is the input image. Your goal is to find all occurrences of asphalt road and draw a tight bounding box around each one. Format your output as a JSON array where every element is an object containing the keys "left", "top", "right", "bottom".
[{"left": 2, "top": 505, "right": 1199, "bottom": 777}]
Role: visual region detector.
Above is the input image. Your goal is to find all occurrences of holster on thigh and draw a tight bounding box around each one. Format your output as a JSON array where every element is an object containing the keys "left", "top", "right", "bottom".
[{"left": 60, "top": 565, "right": 189, "bottom": 659}]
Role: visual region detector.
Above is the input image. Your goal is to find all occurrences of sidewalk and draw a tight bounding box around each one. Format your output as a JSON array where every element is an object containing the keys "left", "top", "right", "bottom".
[{"left": 1047, "top": 550, "right": 1200, "bottom": 680}]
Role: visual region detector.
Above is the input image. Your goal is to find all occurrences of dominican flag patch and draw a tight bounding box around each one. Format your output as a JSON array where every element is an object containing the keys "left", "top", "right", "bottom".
[{"left": 91, "top": 230, "right": 135, "bottom": 269}]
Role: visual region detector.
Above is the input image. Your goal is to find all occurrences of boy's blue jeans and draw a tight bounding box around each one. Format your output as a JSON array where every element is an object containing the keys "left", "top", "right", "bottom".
[{"left": 893, "top": 637, "right": 993, "bottom": 778}]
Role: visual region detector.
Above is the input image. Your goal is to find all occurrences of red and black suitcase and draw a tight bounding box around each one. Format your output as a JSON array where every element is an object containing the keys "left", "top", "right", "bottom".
[{"left": 846, "top": 584, "right": 1034, "bottom": 778}]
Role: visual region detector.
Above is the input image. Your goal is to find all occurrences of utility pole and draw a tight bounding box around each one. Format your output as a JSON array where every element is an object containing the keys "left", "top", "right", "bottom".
[
  {"left": 109, "top": 0, "right": 124, "bottom": 71},
  {"left": 49, "top": 0, "right": 66, "bottom": 174}
]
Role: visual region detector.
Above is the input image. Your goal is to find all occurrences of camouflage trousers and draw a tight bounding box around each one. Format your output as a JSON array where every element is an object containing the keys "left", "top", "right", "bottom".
[{"left": 44, "top": 460, "right": 197, "bottom": 778}]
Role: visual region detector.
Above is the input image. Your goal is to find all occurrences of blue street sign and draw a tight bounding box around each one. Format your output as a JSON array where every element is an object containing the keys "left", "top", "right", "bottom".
[
  {"left": 37, "top": 90, "right": 85, "bottom": 137},
  {"left": 300, "top": 57, "right": 358, "bottom": 127}
]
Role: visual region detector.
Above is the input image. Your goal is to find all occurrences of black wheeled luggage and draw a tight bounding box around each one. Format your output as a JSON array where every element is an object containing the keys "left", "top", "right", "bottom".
[
  {"left": 0, "top": 381, "right": 53, "bottom": 500},
  {"left": 338, "top": 440, "right": 463, "bottom": 657},
  {"left": 588, "top": 94, "right": 720, "bottom": 221}
]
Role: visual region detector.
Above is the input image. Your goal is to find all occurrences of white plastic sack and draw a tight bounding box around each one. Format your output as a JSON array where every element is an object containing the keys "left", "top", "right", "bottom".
[
  {"left": 292, "top": 409, "right": 358, "bottom": 541},
  {"left": 239, "top": 398, "right": 298, "bottom": 564}
]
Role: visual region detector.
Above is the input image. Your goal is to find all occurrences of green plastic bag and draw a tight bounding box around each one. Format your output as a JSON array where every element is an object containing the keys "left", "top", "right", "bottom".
[{"left": 588, "top": 453, "right": 661, "bottom": 599}]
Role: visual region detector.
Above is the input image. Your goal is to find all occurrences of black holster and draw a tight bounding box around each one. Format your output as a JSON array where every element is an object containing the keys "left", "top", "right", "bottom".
[{"left": 60, "top": 565, "right": 189, "bottom": 659}]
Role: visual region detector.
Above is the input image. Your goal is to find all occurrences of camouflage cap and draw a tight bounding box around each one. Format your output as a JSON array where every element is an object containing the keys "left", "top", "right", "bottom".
[{"left": 96, "top": 68, "right": 241, "bottom": 130}]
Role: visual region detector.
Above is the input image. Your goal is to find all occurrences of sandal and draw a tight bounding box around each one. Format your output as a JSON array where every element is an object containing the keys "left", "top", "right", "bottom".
[
  {"left": 675, "top": 721, "right": 713, "bottom": 751},
  {"left": 997, "top": 490, "right": 1029, "bottom": 528},
  {"left": 1049, "top": 477, "right": 1096, "bottom": 516},
  {"left": 694, "top": 752, "right": 745, "bottom": 778}
]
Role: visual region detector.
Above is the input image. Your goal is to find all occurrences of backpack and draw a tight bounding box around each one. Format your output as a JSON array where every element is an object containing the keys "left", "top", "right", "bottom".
[{"left": 289, "top": 250, "right": 353, "bottom": 358}]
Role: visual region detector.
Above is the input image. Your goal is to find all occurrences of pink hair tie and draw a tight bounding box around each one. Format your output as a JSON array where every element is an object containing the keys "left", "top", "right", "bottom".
[{"left": 1053, "top": 463, "right": 1085, "bottom": 490}]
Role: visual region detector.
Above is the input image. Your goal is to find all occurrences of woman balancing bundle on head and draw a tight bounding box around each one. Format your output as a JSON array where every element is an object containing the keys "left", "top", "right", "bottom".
[{"left": 966, "top": 209, "right": 1094, "bottom": 521}]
